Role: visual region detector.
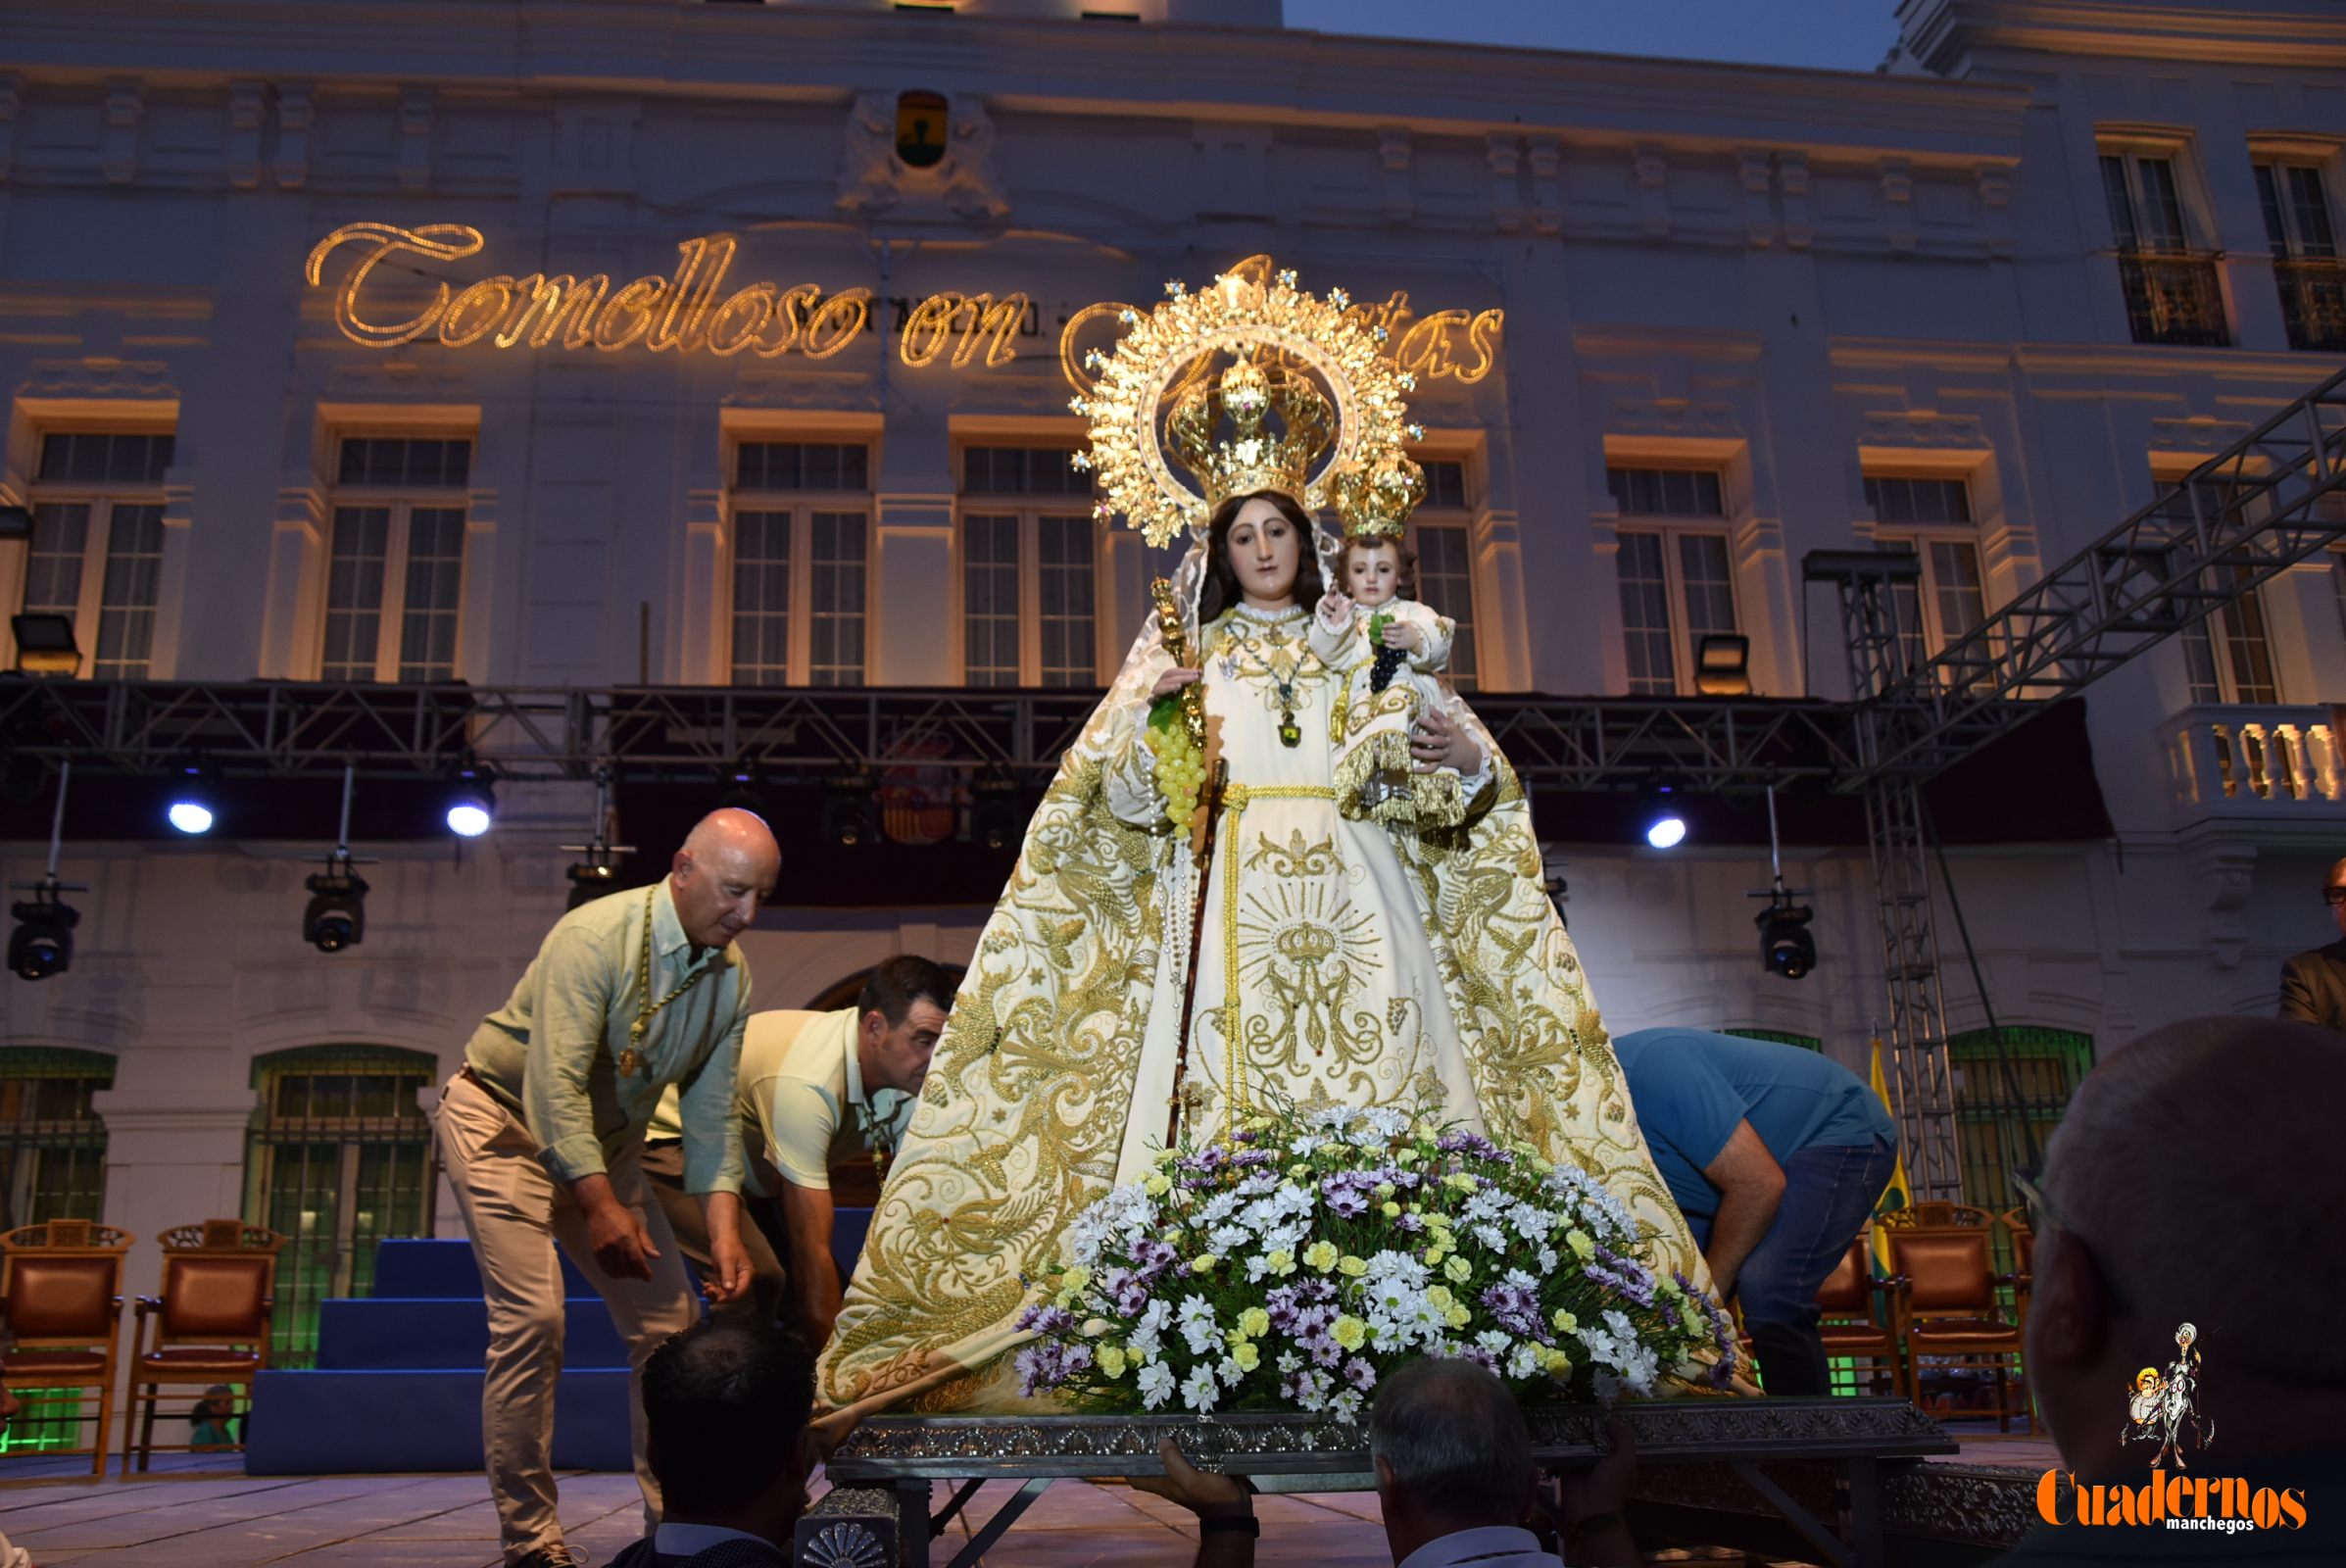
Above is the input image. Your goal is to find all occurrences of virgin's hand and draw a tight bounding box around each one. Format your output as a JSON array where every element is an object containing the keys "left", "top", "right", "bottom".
[
  {"left": 1409, "top": 707, "right": 1485, "bottom": 774},
  {"left": 1150, "top": 667, "right": 1201, "bottom": 701}
]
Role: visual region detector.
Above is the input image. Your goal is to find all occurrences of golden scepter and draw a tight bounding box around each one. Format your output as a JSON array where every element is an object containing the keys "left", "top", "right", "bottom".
[{"left": 1151, "top": 578, "right": 1226, "bottom": 1146}]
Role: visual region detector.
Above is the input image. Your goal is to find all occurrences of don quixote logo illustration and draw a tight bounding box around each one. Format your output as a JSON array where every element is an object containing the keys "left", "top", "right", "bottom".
[{"left": 2036, "top": 1323, "right": 2310, "bottom": 1539}]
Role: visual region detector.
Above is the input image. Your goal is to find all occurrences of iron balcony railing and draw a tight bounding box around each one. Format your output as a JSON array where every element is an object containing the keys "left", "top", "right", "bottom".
[
  {"left": 2117, "top": 249, "right": 2230, "bottom": 348},
  {"left": 2275, "top": 255, "right": 2346, "bottom": 354}
]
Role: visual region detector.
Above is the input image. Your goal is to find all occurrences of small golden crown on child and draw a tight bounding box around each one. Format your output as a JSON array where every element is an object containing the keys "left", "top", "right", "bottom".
[{"left": 1333, "top": 451, "right": 1427, "bottom": 540}]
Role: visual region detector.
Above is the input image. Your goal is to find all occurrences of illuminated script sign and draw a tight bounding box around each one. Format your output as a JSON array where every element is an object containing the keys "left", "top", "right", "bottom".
[{"left": 303, "top": 222, "right": 1503, "bottom": 382}]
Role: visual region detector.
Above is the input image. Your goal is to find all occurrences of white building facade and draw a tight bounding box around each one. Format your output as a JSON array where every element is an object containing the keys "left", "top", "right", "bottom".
[{"left": 0, "top": 0, "right": 2339, "bottom": 1361}]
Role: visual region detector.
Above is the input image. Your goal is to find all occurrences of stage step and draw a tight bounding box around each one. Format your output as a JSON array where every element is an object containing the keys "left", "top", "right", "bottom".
[
  {"left": 314, "top": 1297, "right": 628, "bottom": 1370},
  {"left": 245, "top": 1368, "right": 632, "bottom": 1475},
  {"left": 255, "top": 1212, "right": 877, "bottom": 1473}
]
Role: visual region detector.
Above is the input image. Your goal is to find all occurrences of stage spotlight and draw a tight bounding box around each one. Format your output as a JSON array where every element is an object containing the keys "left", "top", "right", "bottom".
[
  {"left": 167, "top": 760, "right": 216, "bottom": 835},
  {"left": 10, "top": 612, "right": 79, "bottom": 677},
  {"left": 566, "top": 858, "right": 621, "bottom": 911},
  {"left": 717, "top": 762, "right": 769, "bottom": 818},
  {"left": 1638, "top": 776, "right": 1687, "bottom": 850},
  {"left": 967, "top": 767, "right": 1026, "bottom": 852},
  {"left": 446, "top": 765, "right": 495, "bottom": 837},
  {"left": 1756, "top": 893, "right": 1817, "bottom": 980},
  {"left": 821, "top": 769, "right": 878, "bottom": 849},
  {"left": 8, "top": 883, "right": 78, "bottom": 981},
  {"left": 302, "top": 858, "right": 369, "bottom": 954}
]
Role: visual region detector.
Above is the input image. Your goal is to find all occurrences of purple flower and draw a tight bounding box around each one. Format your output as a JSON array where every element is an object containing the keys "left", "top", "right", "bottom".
[
  {"left": 1100, "top": 1267, "right": 1150, "bottom": 1318},
  {"left": 1307, "top": 1333, "right": 1344, "bottom": 1369},
  {"left": 1479, "top": 1281, "right": 1548, "bottom": 1342},
  {"left": 1013, "top": 1339, "right": 1094, "bottom": 1396},
  {"left": 1015, "top": 1302, "right": 1078, "bottom": 1336},
  {"left": 1131, "top": 1238, "right": 1179, "bottom": 1283},
  {"left": 1324, "top": 1187, "right": 1371, "bottom": 1219},
  {"left": 1344, "top": 1358, "right": 1379, "bottom": 1392}
]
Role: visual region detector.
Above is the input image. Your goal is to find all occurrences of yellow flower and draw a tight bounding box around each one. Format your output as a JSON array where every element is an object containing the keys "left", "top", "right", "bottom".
[
  {"left": 1304, "top": 1241, "right": 1340, "bottom": 1272},
  {"left": 1238, "top": 1306, "right": 1271, "bottom": 1339},
  {"left": 1339, "top": 1254, "right": 1369, "bottom": 1279},
  {"left": 1396, "top": 1149, "right": 1421, "bottom": 1166},
  {"left": 1445, "top": 1303, "right": 1471, "bottom": 1329},
  {"left": 1144, "top": 1173, "right": 1171, "bottom": 1197},
  {"left": 1381, "top": 1201, "right": 1402, "bottom": 1218},
  {"left": 1231, "top": 1339, "right": 1261, "bottom": 1372},
  {"left": 1191, "top": 1254, "right": 1220, "bottom": 1274},
  {"left": 1566, "top": 1229, "right": 1595, "bottom": 1261},
  {"left": 1098, "top": 1345, "right": 1129, "bottom": 1379},
  {"left": 1374, "top": 1182, "right": 1395, "bottom": 1200},
  {"left": 1332, "top": 1315, "right": 1368, "bottom": 1351},
  {"left": 1288, "top": 1163, "right": 1311, "bottom": 1181},
  {"left": 1264, "top": 1249, "right": 1296, "bottom": 1277},
  {"left": 1060, "top": 1265, "right": 1092, "bottom": 1296},
  {"left": 1529, "top": 1157, "right": 1554, "bottom": 1177},
  {"left": 1552, "top": 1308, "right": 1579, "bottom": 1334},
  {"left": 1442, "top": 1254, "right": 1472, "bottom": 1283},
  {"left": 1444, "top": 1172, "right": 1476, "bottom": 1193},
  {"left": 1425, "top": 1284, "right": 1454, "bottom": 1310},
  {"left": 1541, "top": 1348, "right": 1573, "bottom": 1377}
]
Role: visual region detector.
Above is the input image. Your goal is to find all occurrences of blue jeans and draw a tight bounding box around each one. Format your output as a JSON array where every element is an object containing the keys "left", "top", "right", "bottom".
[{"left": 1691, "top": 1137, "right": 1896, "bottom": 1396}]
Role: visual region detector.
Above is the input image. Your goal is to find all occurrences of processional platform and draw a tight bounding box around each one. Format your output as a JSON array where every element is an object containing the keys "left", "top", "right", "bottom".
[{"left": 808, "top": 1396, "right": 2033, "bottom": 1568}]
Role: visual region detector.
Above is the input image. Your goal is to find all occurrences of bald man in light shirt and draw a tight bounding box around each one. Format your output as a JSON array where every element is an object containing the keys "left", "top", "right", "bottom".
[{"left": 435, "top": 808, "right": 779, "bottom": 1568}]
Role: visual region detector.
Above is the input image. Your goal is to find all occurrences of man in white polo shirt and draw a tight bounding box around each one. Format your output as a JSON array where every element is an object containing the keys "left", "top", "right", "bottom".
[{"left": 643, "top": 954, "right": 953, "bottom": 1345}]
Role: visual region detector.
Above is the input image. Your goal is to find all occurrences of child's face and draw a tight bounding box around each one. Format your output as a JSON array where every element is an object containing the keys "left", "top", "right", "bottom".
[{"left": 1344, "top": 543, "right": 1401, "bottom": 605}]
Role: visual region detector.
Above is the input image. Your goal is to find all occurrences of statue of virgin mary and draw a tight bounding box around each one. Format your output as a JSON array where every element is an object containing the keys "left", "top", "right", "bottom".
[{"left": 816, "top": 264, "right": 1707, "bottom": 1414}]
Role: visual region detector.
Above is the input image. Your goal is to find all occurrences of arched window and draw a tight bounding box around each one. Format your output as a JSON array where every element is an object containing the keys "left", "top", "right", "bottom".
[
  {"left": 0, "top": 1047, "right": 117, "bottom": 1231},
  {"left": 244, "top": 1045, "right": 439, "bottom": 1365}
]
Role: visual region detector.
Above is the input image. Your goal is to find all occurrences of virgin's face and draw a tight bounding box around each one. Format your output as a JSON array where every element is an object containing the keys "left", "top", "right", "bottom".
[{"left": 1226, "top": 497, "right": 1302, "bottom": 608}]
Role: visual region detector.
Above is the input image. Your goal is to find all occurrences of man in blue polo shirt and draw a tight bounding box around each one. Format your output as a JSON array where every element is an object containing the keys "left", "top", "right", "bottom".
[{"left": 1613, "top": 1026, "right": 1898, "bottom": 1397}]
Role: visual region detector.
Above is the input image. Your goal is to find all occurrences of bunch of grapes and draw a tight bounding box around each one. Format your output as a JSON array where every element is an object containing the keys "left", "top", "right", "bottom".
[
  {"left": 1369, "top": 611, "right": 1406, "bottom": 695},
  {"left": 1149, "top": 702, "right": 1206, "bottom": 828}
]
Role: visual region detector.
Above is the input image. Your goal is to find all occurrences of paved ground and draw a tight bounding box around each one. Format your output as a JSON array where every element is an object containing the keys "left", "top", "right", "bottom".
[{"left": 0, "top": 1423, "right": 2053, "bottom": 1567}]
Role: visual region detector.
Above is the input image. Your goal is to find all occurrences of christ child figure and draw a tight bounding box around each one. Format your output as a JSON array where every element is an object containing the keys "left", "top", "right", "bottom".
[{"left": 1309, "top": 532, "right": 1466, "bottom": 828}]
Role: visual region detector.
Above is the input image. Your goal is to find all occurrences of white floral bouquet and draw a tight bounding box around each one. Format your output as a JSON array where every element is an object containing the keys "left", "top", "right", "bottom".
[{"left": 1013, "top": 1103, "right": 1736, "bottom": 1417}]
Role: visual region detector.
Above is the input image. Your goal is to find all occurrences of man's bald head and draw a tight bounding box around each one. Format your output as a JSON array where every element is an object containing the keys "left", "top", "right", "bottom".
[
  {"left": 2043, "top": 1017, "right": 2346, "bottom": 1384},
  {"left": 670, "top": 808, "right": 781, "bottom": 951}
]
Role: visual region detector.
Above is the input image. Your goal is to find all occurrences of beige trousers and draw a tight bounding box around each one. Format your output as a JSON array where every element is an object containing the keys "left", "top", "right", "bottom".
[{"left": 435, "top": 1070, "right": 698, "bottom": 1563}]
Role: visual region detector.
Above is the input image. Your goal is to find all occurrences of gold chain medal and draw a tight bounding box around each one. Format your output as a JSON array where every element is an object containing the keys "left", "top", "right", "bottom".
[{"left": 617, "top": 885, "right": 714, "bottom": 1079}]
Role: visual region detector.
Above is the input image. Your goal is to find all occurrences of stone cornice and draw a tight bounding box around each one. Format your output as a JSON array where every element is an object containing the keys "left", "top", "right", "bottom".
[
  {"left": 0, "top": 0, "right": 2031, "bottom": 163},
  {"left": 1899, "top": 0, "right": 2346, "bottom": 73}
]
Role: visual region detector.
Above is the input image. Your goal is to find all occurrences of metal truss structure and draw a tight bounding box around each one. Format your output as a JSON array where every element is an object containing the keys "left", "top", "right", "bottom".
[
  {"left": 0, "top": 677, "right": 1864, "bottom": 791},
  {"left": 1809, "top": 363, "right": 2346, "bottom": 1198}
]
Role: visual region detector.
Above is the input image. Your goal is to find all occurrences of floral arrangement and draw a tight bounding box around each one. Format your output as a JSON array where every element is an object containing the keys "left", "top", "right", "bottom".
[{"left": 1013, "top": 1103, "right": 1735, "bottom": 1417}]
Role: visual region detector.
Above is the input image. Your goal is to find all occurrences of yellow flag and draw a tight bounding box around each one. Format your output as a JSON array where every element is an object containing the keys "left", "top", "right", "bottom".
[{"left": 1868, "top": 1036, "right": 1913, "bottom": 1274}]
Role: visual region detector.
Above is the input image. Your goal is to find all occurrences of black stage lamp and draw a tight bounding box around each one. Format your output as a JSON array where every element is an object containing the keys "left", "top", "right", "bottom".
[
  {"left": 167, "top": 759, "right": 217, "bottom": 836},
  {"left": 1747, "top": 783, "right": 1817, "bottom": 981},
  {"left": 9, "top": 883, "right": 78, "bottom": 980},
  {"left": 1756, "top": 893, "right": 1817, "bottom": 981},
  {"left": 446, "top": 761, "right": 495, "bottom": 838},
  {"left": 717, "top": 762, "right": 770, "bottom": 818},
  {"left": 303, "top": 858, "right": 369, "bottom": 954},
  {"left": 11, "top": 612, "right": 79, "bottom": 676},
  {"left": 821, "top": 769, "right": 878, "bottom": 848},
  {"left": 1638, "top": 775, "right": 1687, "bottom": 850},
  {"left": 566, "top": 857, "right": 622, "bottom": 910},
  {"left": 563, "top": 768, "right": 635, "bottom": 911}
]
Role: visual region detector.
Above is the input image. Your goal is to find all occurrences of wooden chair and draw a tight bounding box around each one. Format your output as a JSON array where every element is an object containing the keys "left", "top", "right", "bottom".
[
  {"left": 1880, "top": 1203, "right": 2029, "bottom": 1431},
  {"left": 1814, "top": 1231, "right": 1902, "bottom": 1397},
  {"left": 124, "top": 1220, "right": 285, "bottom": 1472},
  {"left": 0, "top": 1219, "right": 134, "bottom": 1475}
]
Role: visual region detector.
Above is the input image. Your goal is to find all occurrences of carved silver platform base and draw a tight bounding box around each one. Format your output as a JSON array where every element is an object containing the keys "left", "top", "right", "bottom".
[{"left": 822, "top": 1396, "right": 1979, "bottom": 1568}]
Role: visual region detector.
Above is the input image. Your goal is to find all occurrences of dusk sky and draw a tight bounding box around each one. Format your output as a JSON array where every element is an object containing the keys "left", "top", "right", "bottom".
[{"left": 1281, "top": 0, "right": 1903, "bottom": 74}]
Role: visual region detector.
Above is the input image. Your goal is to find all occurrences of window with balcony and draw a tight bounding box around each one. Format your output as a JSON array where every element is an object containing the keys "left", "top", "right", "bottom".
[
  {"left": 2255, "top": 160, "right": 2346, "bottom": 353},
  {"left": 959, "top": 445, "right": 1099, "bottom": 688},
  {"left": 729, "top": 441, "right": 871, "bottom": 687},
  {"left": 1865, "top": 474, "right": 1987, "bottom": 671},
  {"left": 1410, "top": 458, "right": 1480, "bottom": 692},
  {"left": 321, "top": 437, "right": 471, "bottom": 683},
  {"left": 1609, "top": 466, "right": 1736, "bottom": 697},
  {"left": 21, "top": 430, "right": 173, "bottom": 678},
  {"left": 2161, "top": 478, "right": 2280, "bottom": 706},
  {"left": 2100, "top": 148, "right": 2228, "bottom": 346},
  {"left": 954, "top": 446, "right": 1097, "bottom": 687}
]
